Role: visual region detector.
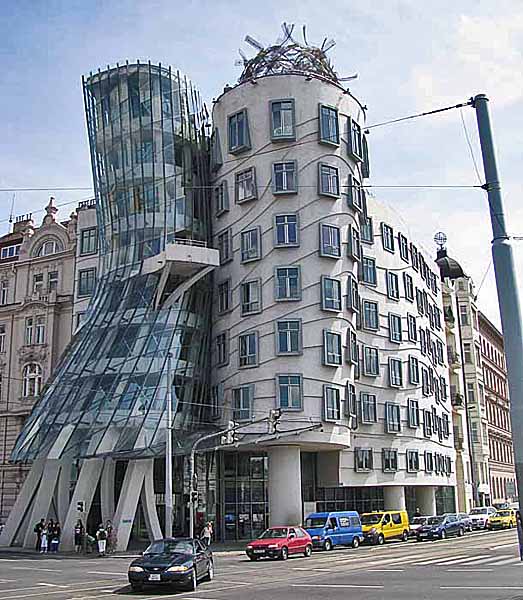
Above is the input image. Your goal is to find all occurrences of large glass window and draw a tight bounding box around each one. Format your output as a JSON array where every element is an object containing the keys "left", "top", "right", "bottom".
[
  {"left": 273, "top": 161, "right": 297, "bottom": 194},
  {"left": 275, "top": 266, "right": 300, "bottom": 300},
  {"left": 274, "top": 214, "right": 298, "bottom": 247},
  {"left": 323, "top": 330, "right": 342, "bottom": 366},
  {"left": 276, "top": 320, "right": 301, "bottom": 355},
  {"left": 78, "top": 268, "right": 97, "bottom": 297},
  {"left": 241, "top": 280, "right": 262, "bottom": 316},
  {"left": 319, "top": 164, "right": 340, "bottom": 197},
  {"left": 323, "top": 386, "right": 341, "bottom": 421},
  {"left": 235, "top": 168, "right": 257, "bottom": 204},
  {"left": 321, "top": 276, "right": 342, "bottom": 311},
  {"left": 80, "top": 227, "right": 98, "bottom": 255},
  {"left": 319, "top": 105, "right": 339, "bottom": 145},
  {"left": 277, "top": 374, "right": 302, "bottom": 410},
  {"left": 320, "top": 224, "right": 341, "bottom": 258},
  {"left": 228, "top": 110, "right": 250, "bottom": 153},
  {"left": 239, "top": 332, "right": 258, "bottom": 368},
  {"left": 241, "top": 227, "right": 261, "bottom": 263},
  {"left": 270, "top": 100, "right": 295, "bottom": 140},
  {"left": 233, "top": 385, "right": 254, "bottom": 421}
]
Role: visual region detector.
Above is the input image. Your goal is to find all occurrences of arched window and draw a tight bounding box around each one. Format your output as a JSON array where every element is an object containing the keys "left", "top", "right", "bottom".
[
  {"left": 23, "top": 363, "right": 42, "bottom": 397},
  {"left": 36, "top": 239, "right": 63, "bottom": 257}
]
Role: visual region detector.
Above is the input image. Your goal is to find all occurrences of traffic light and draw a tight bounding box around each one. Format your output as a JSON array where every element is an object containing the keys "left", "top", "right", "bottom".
[
  {"left": 268, "top": 408, "right": 282, "bottom": 434},
  {"left": 221, "top": 421, "right": 238, "bottom": 445},
  {"left": 77, "top": 501, "right": 85, "bottom": 513},
  {"left": 190, "top": 491, "right": 199, "bottom": 504}
]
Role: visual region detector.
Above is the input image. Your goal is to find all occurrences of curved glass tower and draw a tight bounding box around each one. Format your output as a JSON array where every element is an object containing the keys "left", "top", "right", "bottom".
[{"left": 11, "top": 63, "right": 216, "bottom": 463}]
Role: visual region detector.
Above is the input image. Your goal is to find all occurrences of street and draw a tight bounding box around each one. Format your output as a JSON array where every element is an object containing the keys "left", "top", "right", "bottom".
[{"left": 0, "top": 529, "right": 521, "bottom": 600}]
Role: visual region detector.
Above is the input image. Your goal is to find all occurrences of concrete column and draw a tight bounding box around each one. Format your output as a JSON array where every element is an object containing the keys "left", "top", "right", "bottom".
[
  {"left": 268, "top": 446, "right": 302, "bottom": 526},
  {"left": 383, "top": 485, "right": 406, "bottom": 511},
  {"left": 141, "top": 463, "right": 162, "bottom": 542},
  {"left": 56, "top": 457, "right": 73, "bottom": 524},
  {"left": 416, "top": 486, "right": 437, "bottom": 516},
  {"left": 100, "top": 458, "right": 116, "bottom": 524}
]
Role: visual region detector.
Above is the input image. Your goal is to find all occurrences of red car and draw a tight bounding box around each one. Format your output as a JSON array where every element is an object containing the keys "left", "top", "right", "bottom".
[{"left": 245, "top": 526, "right": 313, "bottom": 561}]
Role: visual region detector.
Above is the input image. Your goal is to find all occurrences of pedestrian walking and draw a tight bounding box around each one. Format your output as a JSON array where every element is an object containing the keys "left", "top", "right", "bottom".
[
  {"left": 96, "top": 524, "right": 107, "bottom": 556},
  {"left": 200, "top": 522, "right": 213, "bottom": 547},
  {"left": 74, "top": 519, "right": 84, "bottom": 553},
  {"left": 34, "top": 518, "right": 45, "bottom": 551},
  {"left": 414, "top": 507, "right": 422, "bottom": 518},
  {"left": 50, "top": 521, "right": 61, "bottom": 552},
  {"left": 40, "top": 525, "right": 49, "bottom": 553}
]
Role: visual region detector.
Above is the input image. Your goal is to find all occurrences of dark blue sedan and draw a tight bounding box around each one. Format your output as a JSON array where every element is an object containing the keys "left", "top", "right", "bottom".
[{"left": 416, "top": 514, "right": 465, "bottom": 541}]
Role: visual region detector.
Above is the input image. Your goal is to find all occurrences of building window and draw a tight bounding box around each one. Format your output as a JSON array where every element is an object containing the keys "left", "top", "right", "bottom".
[
  {"left": 348, "top": 117, "right": 363, "bottom": 160},
  {"left": 217, "top": 279, "right": 232, "bottom": 314},
  {"left": 382, "top": 449, "right": 398, "bottom": 472},
  {"left": 361, "top": 256, "right": 377, "bottom": 285},
  {"left": 35, "top": 316, "right": 45, "bottom": 345},
  {"left": 347, "top": 274, "right": 360, "bottom": 313},
  {"left": 78, "top": 268, "right": 96, "bottom": 297},
  {"left": 48, "top": 271, "right": 58, "bottom": 292},
  {"left": 381, "top": 223, "right": 395, "bottom": 252},
  {"left": 355, "top": 448, "right": 373, "bottom": 472},
  {"left": 385, "top": 402, "right": 401, "bottom": 432},
  {"left": 37, "top": 239, "right": 62, "bottom": 257},
  {"left": 403, "top": 273, "right": 414, "bottom": 301},
  {"left": 0, "top": 281, "right": 8, "bottom": 305},
  {"left": 363, "top": 346, "right": 379, "bottom": 376},
  {"left": 215, "top": 332, "right": 229, "bottom": 366},
  {"left": 235, "top": 167, "right": 257, "bottom": 204},
  {"left": 210, "top": 128, "right": 223, "bottom": 172},
  {"left": 389, "top": 313, "right": 402, "bottom": 343},
  {"left": 276, "top": 320, "right": 301, "bottom": 355},
  {"left": 228, "top": 109, "right": 250, "bottom": 154},
  {"left": 398, "top": 233, "right": 409, "bottom": 262},
  {"left": 407, "top": 399, "right": 420, "bottom": 428},
  {"left": 346, "top": 383, "right": 357, "bottom": 424},
  {"left": 323, "top": 330, "right": 342, "bottom": 366},
  {"left": 320, "top": 223, "right": 341, "bottom": 258},
  {"left": 348, "top": 226, "right": 362, "bottom": 260},
  {"left": 360, "top": 217, "right": 374, "bottom": 243},
  {"left": 323, "top": 385, "right": 341, "bottom": 421},
  {"left": 321, "top": 276, "right": 342, "bottom": 312},
  {"left": 459, "top": 305, "right": 469, "bottom": 326},
  {"left": 277, "top": 374, "right": 302, "bottom": 410},
  {"left": 421, "top": 367, "right": 431, "bottom": 396},
  {"left": 239, "top": 331, "right": 258, "bottom": 368},
  {"left": 347, "top": 327, "right": 358, "bottom": 366},
  {"left": 233, "top": 385, "right": 253, "bottom": 421},
  {"left": 319, "top": 164, "right": 340, "bottom": 197},
  {"left": 214, "top": 180, "right": 229, "bottom": 216},
  {"left": 23, "top": 363, "right": 42, "bottom": 397},
  {"left": 388, "top": 358, "right": 403, "bottom": 387},
  {"left": 362, "top": 300, "right": 379, "bottom": 331},
  {"left": 386, "top": 271, "right": 400, "bottom": 300},
  {"left": 274, "top": 214, "right": 299, "bottom": 247},
  {"left": 80, "top": 227, "right": 98, "bottom": 255},
  {"left": 423, "top": 411, "right": 432, "bottom": 438},
  {"left": 464, "top": 342, "right": 473, "bottom": 364},
  {"left": 241, "top": 227, "right": 261, "bottom": 263},
  {"left": 273, "top": 161, "right": 297, "bottom": 194},
  {"left": 217, "top": 229, "right": 233, "bottom": 264},
  {"left": 0, "top": 244, "right": 20, "bottom": 260},
  {"left": 467, "top": 382, "right": 475, "bottom": 403},
  {"left": 360, "top": 393, "right": 377, "bottom": 423},
  {"left": 33, "top": 273, "right": 44, "bottom": 295},
  {"left": 347, "top": 175, "right": 364, "bottom": 211},
  {"left": 25, "top": 317, "right": 34, "bottom": 345},
  {"left": 319, "top": 104, "right": 339, "bottom": 145},
  {"left": 424, "top": 451, "right": 434, "bottom": 472},
  {"left": 275, "top": 266, "right": 301, "bottom": 301},
  {"left": 407, "top": 314, "right": 417, "bottom": 342},
  {"left": 241, "top": 279, "right": 262, "bottom": 316},
  {"left": 407, "top": 450, "right": 420, "bottom": 472},
  {"left": 270, "top": 99, "right": 295, "bottom": 140},
  {"left": 408, "top": 356, "right": 420, "bottom": 385},
  {"left": 0, "top": 324, "right": 5, "bottom": 353}
]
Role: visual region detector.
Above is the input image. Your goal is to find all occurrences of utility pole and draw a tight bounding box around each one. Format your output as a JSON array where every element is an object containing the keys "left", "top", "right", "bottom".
[
  {"left": 165, "top": 353, "right": 173, "bottom": 538},
  {"left": 472, "top": 94, "right": 523, "bottom": 560}
]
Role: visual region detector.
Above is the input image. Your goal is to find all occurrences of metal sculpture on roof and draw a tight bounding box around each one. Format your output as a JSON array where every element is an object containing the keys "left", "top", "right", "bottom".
[{"left": 238, "top": 22, "right": 357, "bottom": 86}]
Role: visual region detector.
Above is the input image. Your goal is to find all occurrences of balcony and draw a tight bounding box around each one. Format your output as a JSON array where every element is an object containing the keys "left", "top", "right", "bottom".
[
  {"left": 447, "top": 349, "right": 461, "bottom": 371},
  {"left": 451, "top": 392, "right": 464, "bottom": 408}
]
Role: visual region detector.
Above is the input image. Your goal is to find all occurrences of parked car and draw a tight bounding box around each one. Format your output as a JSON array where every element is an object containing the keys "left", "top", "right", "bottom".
[
  {"left": 488, "top": 508, "right": 517, "bottom": 529},
  {"left": 416, "top": 514, "right": 465, "bottom": 541},
  {"left": 304, "top": 511, "right": 362, "bottom": 550},
  {"left": 245, "top": 526, "right": 312, "bottom": 561},
  {"left": 361, "top": 511, "right": 410, "bottom": 545},
  {"left": 457, "top": 512, "right": 472, "bottom": 532},
  {"left": 128, "top": 538, "right": 213, "bottom": 592},
  {"left": 409, "top": 516, "right": 430, "bottom": 537},
  {"left": 469, "top": 506, "right": 497, "bottom": 530}
]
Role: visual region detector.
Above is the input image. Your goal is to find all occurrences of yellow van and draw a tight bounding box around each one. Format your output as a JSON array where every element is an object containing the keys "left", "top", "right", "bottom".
[{"left": 361, "top": 511, "right": 410, "bottom": 545}]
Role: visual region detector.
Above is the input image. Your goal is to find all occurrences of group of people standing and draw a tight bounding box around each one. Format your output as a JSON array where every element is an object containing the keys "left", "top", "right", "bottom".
[{"left": 34, "top": 519, "right": 61, "bottom": 553}]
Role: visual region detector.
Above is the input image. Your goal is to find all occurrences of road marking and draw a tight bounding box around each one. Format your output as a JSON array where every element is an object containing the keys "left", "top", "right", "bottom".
[
  {"left": 11, "top": 566, "right": 62, "bottom": 572},
  {"left": 414, "top": 554, "right": 469, "bottom": 565},
  {"left": 87, "top": 571, "right": 126, "bottom": 576},
  {"left": 433, "top": 554, "right": 490, "bottom": 565},
  {"left": 485, "top": 557, "right": 520, "bottom": 565},
  {"left": 441, "top": 586, "right": 523, "bottom": 590},
  {"left": 366, "top": 568, "right": 404, "bottom": 572},
  {"left": 292, "top": 567, "right": 332, "bottom": 572},
  {"left": 489, "top": 542, "right": 518, "bottom": 549},
  {"left": 38, "top": 583, "right": 70, "bottom": 588},
  {"left": 447, "top": 569, "right": 493, "bottom": 572},
  {"left": 0, "top": 584, "right": 121, "bottom": 599},
  {"left": 292, "top": 584, "right": 384, "bottom": 589}
]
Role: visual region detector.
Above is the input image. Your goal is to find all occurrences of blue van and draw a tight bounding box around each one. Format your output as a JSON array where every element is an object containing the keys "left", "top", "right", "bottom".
[{"left": 304, "top": 511, "right": 363, "bottom": 550}]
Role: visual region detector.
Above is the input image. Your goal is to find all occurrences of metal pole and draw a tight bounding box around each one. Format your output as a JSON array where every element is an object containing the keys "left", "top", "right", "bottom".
[
  {"left": 189, "top": 448, "right": 196, "bottom": 540},
  {"left": 165, "top": 353, "right": 173, "bottom": 538},
  {"left": 473, "top": 94, "right": 523, "bottom": 560}
]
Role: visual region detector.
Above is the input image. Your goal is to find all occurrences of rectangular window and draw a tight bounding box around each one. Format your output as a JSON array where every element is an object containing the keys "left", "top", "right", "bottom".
[
  {"left": 410, "top": 244, "right": 419, "bottom": 271},
  {"left": 403, "top": 272, "right": 414, "bottom": 301},
  {"left": 217, "top": 229, "right": 232, "bottom": 264},
  {"left": 407, "top": 450, "right": 420, "bottom": 472},
  {"left": 459, "top": 304, "right": 469, "bottom": 326},
  {"left": 0, "top": 244, "right": 20, "bottom": 260},
  {"left": 214, "top": 180, "right": 229, "bottom": 216},
  {"left": 239, "top": 331, "right": 258, "bottom": 368},
  {"left": 347, "top": 175, "right": 363, "bottom": 211},
  {"left": 241, "top": 227, "right": 261, "bottom": 263},
  {"left": 424, "top": 451, "right": 434, "bottom": 472},
  {"left": 323, "top": 330, "right": 342, "bottom": 366},
  {"left": 80, "top": 227, "right": 98, "bottom": 255},
  {"left": 386, "top": 271, "right": 400, "bottom": 300},
  {"left": 275, "top": 266, "right": 301, "bottom": 300},
  {"left": 25, "top": 317, "right": 34, "bottom": 345},
  {"left": 0, "top": 324, "right": 5, "bottom": 353},
  {"left": 467, "top": 382, "right": 475, "bottom": 403},
  {"left": 217, "top": 279, "right": 231, "bottom": 314},
  {"left": 270, "top": 99, "right": 295, "bottom": 140},
  {"left": 33, "top": 273, "right": 44, "bottom": 294},
  {"left": 388, "top": 358, "right": 403, "bottom": 387},
  {"left": 319, "top": 223, "right": 341, "bottom": 258},
  {"left": 361, "top": 256, "right": 377, "bottom": 285},
  {"left": 360, "top": 393, "right": 377, "bottom": 423},
  {"left": 382, "top": 449, "right": 398, "bottom": 472},
  {"left": 389, "top": 313, "right": 402, "bottom": 343},
  {"left": 347, "top": 274, "right": 360, "bottom": 313},
  {"left": 348, "top": 117, "right": 363, "bottom": 160},
  {"left": 319, "top": 164, "right": 340, "bottom": 197},
  {"left": 215, "top": 332, "right": 229, "bottom": 366},
  {"left": 408, "top": 399, "right": 420, "bottom": 428},
  {"left": 228, "top": 109, "right": 250, "bottom": 153},
  {"left": 0, "top": 281, "right": 8, "bottom": 305},
  {"left": 416, "top": 288, "right": 424, "bottom": 316},
  {"left": 363, "top": 346, "right": 379, "bottom": 376},
  {"left": 277, "top": 374, "right": 302, "bottom": 410},
  {"left": 240, "top": 279, "right": 262, "bottom": 316},
  {"left": 355, "top": 448, "right": 373, "bottom": 472},
  {"left": 398, "top": 233, "right": 409, "bottom": 262},
  {"left": 274, "top": 214, "right": 299, "bottom": 247},
  {"left": 233, "top": 385, "right": 254, "bottom": 421},
  {"left": 421, "top": 367, "right": 431, "bottom": 396},
  {"left": 323, "top": 385, "right": 341, "bottom": 421},
  {"left": 347, "top": 327, "right": 358, "bottom": 365},
  {"left": 276, "top": 320, "right": 301, "bottom": 355},
  {"left": 35, "top": 316, "right": 45, "bottom": 345},
  {"left": 321, "top": 276, "right": 342, "bottom": 311},
  {"left": 407, "top": 314, "right": 417, "bottom": 342},
  {"left": 423, "top": 411, "right": 432, "bottom": 438},
  {"left": 348, "top": 226, "right": 362, "bottom": 261},
  {"left": 210, "top": 128, "right": 223, "bottom": 172},
  {"left": 78, "top": 268, "right": 96, "bottom": 297},
  {"left": 319, "top": 104, "right": 339, "bottom": 145},
  {"left": 360, "top": 216, "right": 374, "bottom": 243},
  {"left": 48, "top": 271, "right": 58, "bottom": 292},
  {"left": 385, "top": 402, "right": 401, "bottom": 432},
  {"left": 235, "top": 167, "right": 257, "bottom": 204},
  {"left": 273, "top": 161, "right": 297, "bottom": 194},
  {"left": 362, "top": 300, "right": 379, "bottom": 331},
  {"left": 346, "top": 383, "right": 357, "bottom": 424},
  {"left": 408, "top": 355, "right": 420, "bottom": 384},
  {"left": 381, "top": 223, "right": 395, "bottom": 252},
  {"left": 464, "top": 342, "right": 473, "bottom": 364}
]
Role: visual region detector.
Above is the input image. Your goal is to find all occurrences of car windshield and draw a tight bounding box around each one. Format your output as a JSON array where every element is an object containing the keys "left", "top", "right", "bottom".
[
  {"left": 428, "top": 517, "right": 444, "bottom": 525},
  {"left": 411, "top": 517, "right": 427, "bottom": 524},
  {"left": 305, "top": 517, "right": 327, "bottom": 528},
  {"left": 144, "top": 540, "right": 193, "bottom": 555},
  {"left": 259, "top": 528, "right": 288, "bottom": 539},
  {"left": 361, "top": 514, "right": 383, "bottom": 525},
  {"left": 497, "top": 510, "right": 512, "bottom": 517},
  {"left": 469, "top": 508, "right": 488, "bottom": 515}
]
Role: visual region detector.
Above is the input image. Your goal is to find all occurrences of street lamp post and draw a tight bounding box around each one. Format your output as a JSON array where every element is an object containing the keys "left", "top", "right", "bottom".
[{"left": 165, "top": 353, "right": 173, "bottom": 538}]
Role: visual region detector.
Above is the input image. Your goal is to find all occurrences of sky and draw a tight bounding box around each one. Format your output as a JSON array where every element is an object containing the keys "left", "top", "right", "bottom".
[{"left": 1, "top": 0, "right": 522, "bottom": 328}]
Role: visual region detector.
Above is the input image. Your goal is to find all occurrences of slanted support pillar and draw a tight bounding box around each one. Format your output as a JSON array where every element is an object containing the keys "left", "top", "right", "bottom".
[
  {"left": 383, "top": 485, "right": 406, "bottom": 511},
  {"left": 100, "top": 458, "right": 116, "bottom": 525},
  {"left": 268, "top": 446, "right": 302, "bottom": 526}
]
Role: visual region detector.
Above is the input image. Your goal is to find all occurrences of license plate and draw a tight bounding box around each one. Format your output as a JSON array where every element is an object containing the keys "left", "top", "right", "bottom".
[
  {"left": 148, "top": 574, "right": 161, "bottom": 581},
  {"left": 253, "top": 550, "right": 265, "bottom": 554}
]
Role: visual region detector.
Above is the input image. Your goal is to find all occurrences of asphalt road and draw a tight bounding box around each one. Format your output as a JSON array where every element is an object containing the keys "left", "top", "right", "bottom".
[{"left": 0, "top": 529, "right": 521, "bottom": 600}]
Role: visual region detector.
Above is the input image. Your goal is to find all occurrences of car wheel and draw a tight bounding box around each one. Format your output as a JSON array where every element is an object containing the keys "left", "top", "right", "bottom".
[
  {"left": 249, "top": 555, "right": 259, "bottom": 561},
  {"left": 324, "top": 539, "right": 333, "bottom": 552},
  {"left": 458, "top": 527, "right": 465, "bottom": 537},
  {"left": 130, "top": 584, "right": 143, "bottom": 593},
  {"left": 280, "top": 546, "right": 288, "bottom": 561},
  {"left": 185, "top": 569, "right": 197, "bottom": 591},
  {"left": 401, "top": 530, "right": 409, "bottom": 542},
  {"left": 351, "top": 536, "right": 360, "bottom": 549},
  {"left": 377, "top": 534, "right": 385, "bottom": 546},
  {"left": 204, "top": 561, "right": 214, "bottom": 582},
  {"left": 304, "top": 545, "right": 312, "bottom": 557},
  {"left": 440, "top": 530, "right": 446, "bottom": 540}
]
